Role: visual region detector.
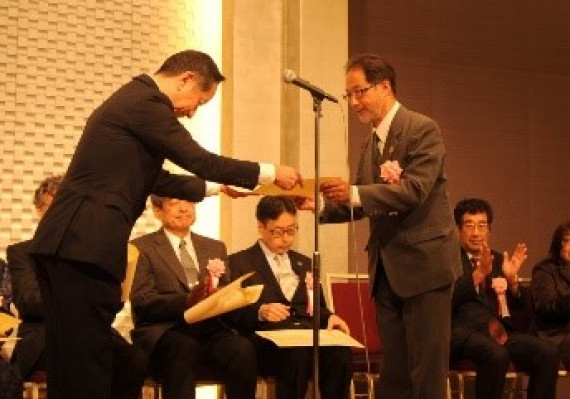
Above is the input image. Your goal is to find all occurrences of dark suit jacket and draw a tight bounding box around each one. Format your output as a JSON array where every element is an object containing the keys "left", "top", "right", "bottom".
[
  {"left": 531, "top": 258, "right": 570, "bottom": 339},
  {"left": 30, "top": 74, "right": 260, "bottom": 282},
  {"left": 321, "top": 106, "right": 461, "bottom": 298},
  {"left": 451, "top": 248, "right": 525, "bottom": 337},
  {"left": 228, "top": 242, "right": 331, "bottom": 332},
  {"left": 130, "top": 229, "right": 230, "bottom": 356},
  {"left": 6, "top": 240, "right": 45, "bottom": 378}
]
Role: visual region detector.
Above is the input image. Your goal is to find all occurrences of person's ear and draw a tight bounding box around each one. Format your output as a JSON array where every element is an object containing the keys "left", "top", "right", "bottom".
[{"left": 175, "top": 71, "right": 195, "bottom": 91}]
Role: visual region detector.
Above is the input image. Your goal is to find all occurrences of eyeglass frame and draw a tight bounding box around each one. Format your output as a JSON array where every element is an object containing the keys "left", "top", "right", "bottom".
[
  {"left": 461, "top": 222, "right": 490, "bottom": 232},
  {"left": 267, "top": 224, "right": 299, "bottom": 238},
  {"left": 343, "top": 84, "right": 376, "bottom": 101}
]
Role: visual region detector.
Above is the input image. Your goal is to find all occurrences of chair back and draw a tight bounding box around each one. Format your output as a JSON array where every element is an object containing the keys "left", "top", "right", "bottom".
[{"left": 325, "top": 273, "right": 381, "bottom": 354}]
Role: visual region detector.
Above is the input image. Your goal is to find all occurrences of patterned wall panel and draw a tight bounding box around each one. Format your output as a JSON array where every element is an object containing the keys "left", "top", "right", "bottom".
[{"left": 0, "top": 0, "right": 218, "bottom": 256}]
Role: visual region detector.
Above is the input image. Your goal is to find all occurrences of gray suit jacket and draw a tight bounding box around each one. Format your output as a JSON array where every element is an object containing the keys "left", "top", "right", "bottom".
[
  {"left": 129, "top": 228, "right": 229, "bottom": 356},
  {"left": 321, "top": 106, "right": 461, "bottom": 298}
]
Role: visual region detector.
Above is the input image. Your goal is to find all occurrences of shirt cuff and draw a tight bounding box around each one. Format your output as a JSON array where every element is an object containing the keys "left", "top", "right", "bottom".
[
  {"left": 351, "top": 185, "right": 362, "bottom": 207},
  {"left": 258, "top": 163, "right": 276, "bottom": 186},
  {"left": 205, "top": 182, "right": 222, "bottom": 196}
]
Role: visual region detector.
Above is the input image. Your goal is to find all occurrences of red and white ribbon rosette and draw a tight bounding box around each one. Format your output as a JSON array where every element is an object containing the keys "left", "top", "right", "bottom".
[
  {"left": 491, "top": 277, "right": 510, "bottom": 317},
  {"left": 206, "top": 258, "right": 225, "bottom": 294}
]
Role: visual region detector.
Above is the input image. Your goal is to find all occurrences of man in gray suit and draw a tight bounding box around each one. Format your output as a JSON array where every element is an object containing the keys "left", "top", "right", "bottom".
[
  {"left": 299, "top": 53, "right": 461, "bottom": 399},
  {"left": 130, "top": 195, "right": 257, "bottom": 399}
]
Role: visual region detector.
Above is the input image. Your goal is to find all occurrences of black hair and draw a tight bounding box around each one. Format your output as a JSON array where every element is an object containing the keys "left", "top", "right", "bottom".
[
  {"left": 156, "top": 50, "right": 225, "bottom": 90},
  {"left": 453, "top": 198, "right": 494, "bottom": 227},
  {"left": 33, "top": 175, "right": 63, "bottom": 208},
  {"left": 345, "top": 53, "right": 397, "bottom": 94},
  {"left": 255, "top": 196, "right": 297, "bottom": 224},
  {"left": 547, "top": 220, "right": 570, "bottom": 265}
]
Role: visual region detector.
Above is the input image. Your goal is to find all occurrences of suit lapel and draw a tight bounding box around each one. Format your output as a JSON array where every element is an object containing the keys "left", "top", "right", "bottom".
[
  {"left": 190, "top": 232, "right": 209, "bottom": 275},
  {"left": 358, "top": 107, "right": 406, "bottom": 184},
  {"left": 356, "top": 134, "right": 376, "bottom": 185},
  {"left": 379, "top": 106, "right": 405, "bottom": 164},
  {"left": 288, "top": 252, "right": 310, "bottom": 300},
  {"left": 154, "top": 229, "right": 189, "bottom": 290}
]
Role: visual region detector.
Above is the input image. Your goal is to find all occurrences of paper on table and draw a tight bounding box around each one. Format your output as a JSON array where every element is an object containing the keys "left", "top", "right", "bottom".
[
  {"left": 121, "top": 244, "right": 139, "bottom": 302},
  {"left": 184, "top": 272, "right": 263, "bottom": 324},
  {"left": 0, "top": 312, "right": 21, "bottom": 335},
  {"left": 253, "top": 178, "right": 340, "bottom": 197},
  {"left": 256, "top": 329, "right": 364, "bottom": 348}
]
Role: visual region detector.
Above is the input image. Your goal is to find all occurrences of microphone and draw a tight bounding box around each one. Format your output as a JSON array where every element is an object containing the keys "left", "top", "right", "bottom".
[{"left": 282, "top": 69, "right": 338, "bottom": 103}]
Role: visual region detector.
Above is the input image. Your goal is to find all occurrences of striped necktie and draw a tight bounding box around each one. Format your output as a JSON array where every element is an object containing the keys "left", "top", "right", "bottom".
[{"left": 179, "top": 239, "right": 198, "bottom": 287}]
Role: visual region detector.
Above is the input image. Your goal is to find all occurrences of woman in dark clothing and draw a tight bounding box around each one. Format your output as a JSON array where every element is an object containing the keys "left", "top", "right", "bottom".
[{"left": 531, "top": 220, "right": 570, "bottom": 369}]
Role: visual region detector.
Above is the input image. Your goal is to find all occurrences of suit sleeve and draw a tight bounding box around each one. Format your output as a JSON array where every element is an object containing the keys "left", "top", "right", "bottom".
[
  {"left": 128, "top": 94, "right": 261, "bottom": 190},
  {"left": 531, "top": 262, "right": 570, "bottom": 324},
  {"left": 452, "top": 272, "right": 479, "bottom": 311},
  {"left": 152, "top": 170, "right": 206, "bottom": 203},
  {"left": 130, "top": 244, "right": 188, "bottom": 323},
  {"left": 6, "top": 244, "right": 43, "bottom": 320},
  {"left": 319, "top": 200, "right": 366, "bottom": 224}
]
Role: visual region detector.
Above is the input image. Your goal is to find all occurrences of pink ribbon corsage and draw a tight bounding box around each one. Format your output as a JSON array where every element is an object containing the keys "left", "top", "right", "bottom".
[
  {"left": 380, "top": 160, "right": 403, "bottom": 185},
  {"left": 206, "top": 258, "right": 225, "bottom": 292},
  {"left": 491, "top": 277, "right": 510, "bottom": 317}
]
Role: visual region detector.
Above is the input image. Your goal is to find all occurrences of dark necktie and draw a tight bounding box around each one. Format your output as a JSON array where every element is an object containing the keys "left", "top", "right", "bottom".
[
  {"left": 372, "top": 133, "right": 382, "bottom": 181},
  {"left": 179, "top": 239, "right": 198, "bottom": 287},
  {"left": 470, "top": 258, "right": 508, "bottom": 344}
]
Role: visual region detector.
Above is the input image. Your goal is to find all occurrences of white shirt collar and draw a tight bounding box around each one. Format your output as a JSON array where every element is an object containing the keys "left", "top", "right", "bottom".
[
  {"left": 163, "top": 229, "right": 196, "bottom": 262},
  {"left": 374, "top": 101, "right": 400, "bottom": 144},
  {"left": 258, "top": 240, "right": 292, "bottom": 270},
  {"left": 258, "top": 240, "right": 286, "bottom": 261}
]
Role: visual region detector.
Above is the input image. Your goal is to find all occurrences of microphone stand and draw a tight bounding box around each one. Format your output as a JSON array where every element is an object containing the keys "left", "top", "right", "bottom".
[{"left": 311, "top": 93, "right": 323, "bottom": 399}]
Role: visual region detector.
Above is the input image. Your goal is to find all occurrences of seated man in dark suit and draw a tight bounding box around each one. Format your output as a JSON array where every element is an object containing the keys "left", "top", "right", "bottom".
[
  {"left": 450, "top": 198, "right": 559, "bottom": 399},
  {"left": 228, "top": 195, "right": 353, "bottom": 399},
  {"left": 130, "top": 195, "right": 257, "bottom": 399},
  {"left": 7, "top": 175, "right": 147, "bottom": 399}
]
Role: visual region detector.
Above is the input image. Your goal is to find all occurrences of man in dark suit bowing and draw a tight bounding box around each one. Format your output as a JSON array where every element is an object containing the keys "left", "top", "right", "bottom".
[
  {"left": 7, "top": 175, "right": 147, "bottom": 399},
  {"left": 228, "top": 195, "right": 353, "bottom": 399},
  {"left": 297, "top": 53, "right": 462, "bottom": 399},
  {"left": 451, "top": 198, "right": 558, "bottom": 399},
  {"left": 29, "top": 49, "right": 301, "bottom": 399},
  {"left": 130, "top": 195, "right": 257, "bottom": 399}
]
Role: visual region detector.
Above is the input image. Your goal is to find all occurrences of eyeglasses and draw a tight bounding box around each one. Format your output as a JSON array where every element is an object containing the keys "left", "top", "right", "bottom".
[
  {"left": 343, "top": 84, "right": 376, "bottom": 101},
  {"left": 462, "top": 222, "right": 489, "bottom": 232},
  {"left": 267, "top": 225, "right": 298, "bottom": 238}
]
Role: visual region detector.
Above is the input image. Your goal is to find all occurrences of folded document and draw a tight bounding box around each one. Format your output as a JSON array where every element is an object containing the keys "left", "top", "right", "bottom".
[
  {"left": 184, "top": 272, "right": 263, "bottom": 324},
  {"left": 256, "top": 329, "right": 364, "bottom": 348}
]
